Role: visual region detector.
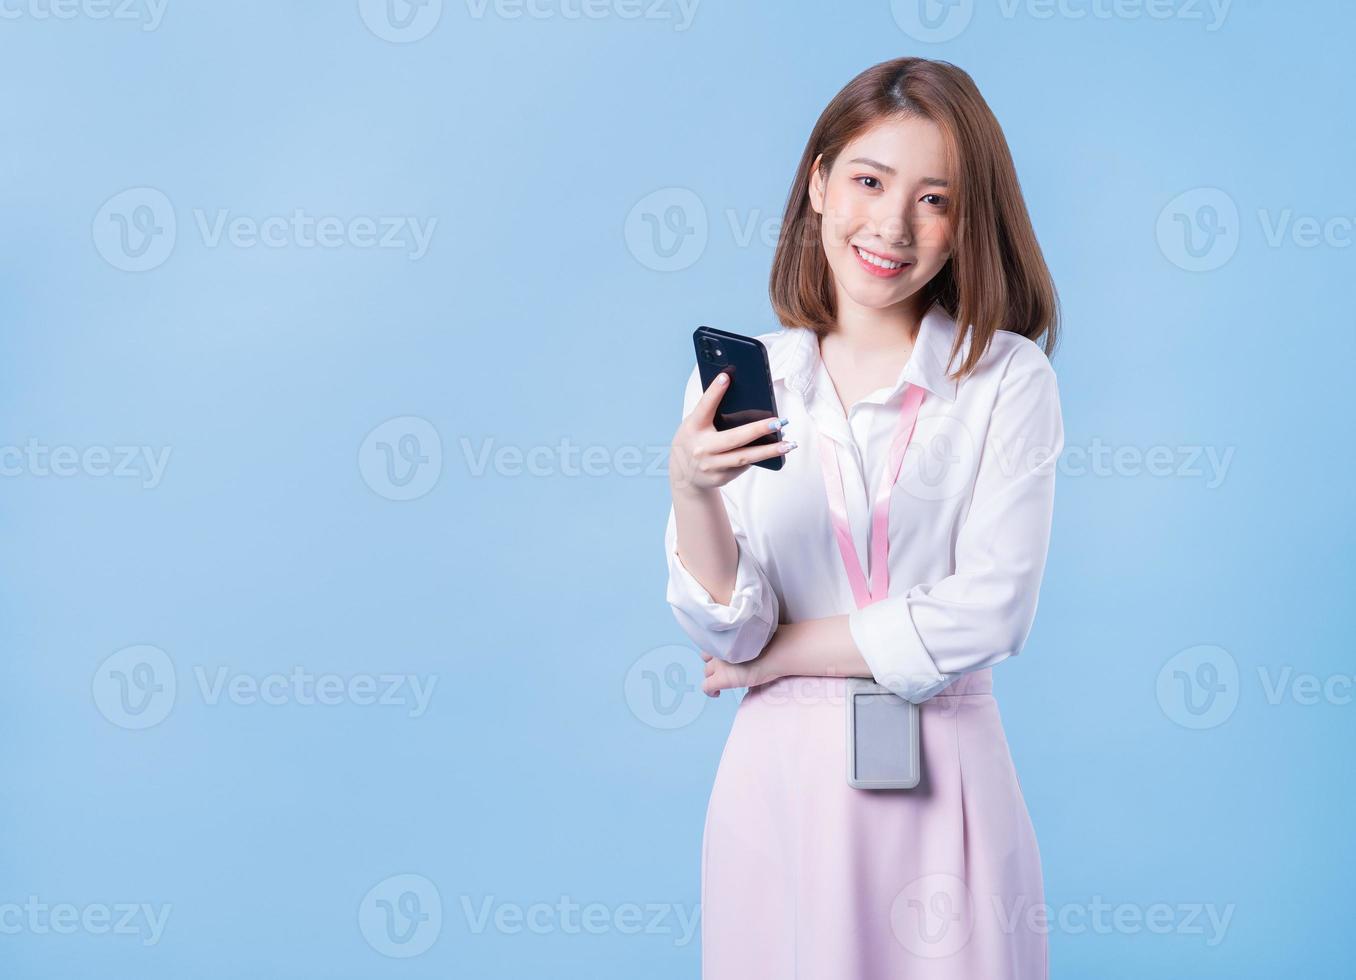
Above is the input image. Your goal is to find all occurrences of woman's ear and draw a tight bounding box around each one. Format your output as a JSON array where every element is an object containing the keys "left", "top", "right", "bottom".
[{"left": 807, "top": 153, "right": 826, "bottom": 215}]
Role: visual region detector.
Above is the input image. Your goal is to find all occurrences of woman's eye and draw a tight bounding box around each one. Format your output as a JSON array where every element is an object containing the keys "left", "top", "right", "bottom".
[
  {"left": 923, "top": 193, "right": 949, "bottom": 208},
  {"left": 854, "top": 176, "right": 882, "bottom": 190}
]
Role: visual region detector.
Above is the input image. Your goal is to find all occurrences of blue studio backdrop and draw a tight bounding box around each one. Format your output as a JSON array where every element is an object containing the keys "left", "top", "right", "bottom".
[{"left": 2, "top": 1, "right": 1352, "bottom": 977}]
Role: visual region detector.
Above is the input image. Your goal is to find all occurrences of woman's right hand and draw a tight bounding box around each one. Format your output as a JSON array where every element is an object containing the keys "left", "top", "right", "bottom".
[{"left": 669, "top": 372, "right": 797, "bottom": 496}]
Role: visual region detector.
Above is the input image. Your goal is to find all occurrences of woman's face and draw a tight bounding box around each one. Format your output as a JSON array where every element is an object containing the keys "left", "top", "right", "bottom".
[{"left": 808, "top": 116, "right": 955, "bottom": 317}]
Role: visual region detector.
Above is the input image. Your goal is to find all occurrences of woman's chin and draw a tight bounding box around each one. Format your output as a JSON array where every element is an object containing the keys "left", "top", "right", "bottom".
[{"left": 838, "top": 280, "right": 921, "bottom": 311}]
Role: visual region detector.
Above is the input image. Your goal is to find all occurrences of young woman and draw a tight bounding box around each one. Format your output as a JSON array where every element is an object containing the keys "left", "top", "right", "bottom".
[{"left": 663, "top": 58, "right": 1063, "bottom": 977}]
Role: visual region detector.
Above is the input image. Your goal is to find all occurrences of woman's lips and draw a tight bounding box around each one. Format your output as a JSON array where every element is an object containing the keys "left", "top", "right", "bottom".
[{"left": 851, "top": 244, "right": 911, "bottom": 279}]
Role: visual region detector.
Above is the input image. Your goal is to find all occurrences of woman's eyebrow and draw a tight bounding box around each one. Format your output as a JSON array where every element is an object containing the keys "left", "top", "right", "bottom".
[
  {"left": 848, "top": 156, "right": 896, "bottom": 175},
  {"left": 846, "top": 158, "right": 950, "bottom": 187}
]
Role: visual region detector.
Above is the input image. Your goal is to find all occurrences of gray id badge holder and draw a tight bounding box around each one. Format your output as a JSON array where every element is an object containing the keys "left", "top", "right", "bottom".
[{"left": 845, "top": 677, "right": 920, "bottom": 789}]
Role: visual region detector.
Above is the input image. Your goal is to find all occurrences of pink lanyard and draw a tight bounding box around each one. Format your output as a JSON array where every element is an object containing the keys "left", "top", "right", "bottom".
[{"left": 815, "top": 384, "right": 927, "bottom": 609}]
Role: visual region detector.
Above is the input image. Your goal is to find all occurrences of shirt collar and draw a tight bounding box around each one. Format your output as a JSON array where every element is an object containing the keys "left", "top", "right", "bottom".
[{"left": 770, "top": 302, "right": 963, "bottom": 403}]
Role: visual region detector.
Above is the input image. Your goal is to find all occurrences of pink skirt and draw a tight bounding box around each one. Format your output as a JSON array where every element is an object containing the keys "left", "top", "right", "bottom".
[{"left": 700, "top": 668, "right": 1047, "bottom": 979}]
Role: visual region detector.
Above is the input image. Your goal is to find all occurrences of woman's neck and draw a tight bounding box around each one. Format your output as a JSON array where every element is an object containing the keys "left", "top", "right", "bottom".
[
  {"left": 817, "top": 295, "right": 925, "bottom": 411},
  {"left": 823, "top": 294, "right": 924, "bottom": 360}
]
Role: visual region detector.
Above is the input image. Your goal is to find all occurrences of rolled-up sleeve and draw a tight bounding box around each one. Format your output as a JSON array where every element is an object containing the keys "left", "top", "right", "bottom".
[
  {"left": 663, "top": 367, "right": 780, "bottom": 664},
  {"left": 848, "top": 349, "right": 1064, "bottom": 703}
]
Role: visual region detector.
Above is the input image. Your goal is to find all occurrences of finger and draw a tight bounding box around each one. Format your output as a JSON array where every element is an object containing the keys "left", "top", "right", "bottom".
[
  {"left": 699, "top": 651, "right": 713, "bottom": 662},
  {"left": 699, "top": 438, "right": 797, "bottom": 473},
  {"left": 708, "top": 415, "right": 790, "bottom": 454},
  {"left": 687, "top": 371, "right": 730, "bottom": 429}
]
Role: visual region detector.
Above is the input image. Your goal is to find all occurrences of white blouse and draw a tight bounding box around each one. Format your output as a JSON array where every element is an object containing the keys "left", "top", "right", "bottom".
[{"left": 663, "top": 302, "right": 1064, "bottom": 703}]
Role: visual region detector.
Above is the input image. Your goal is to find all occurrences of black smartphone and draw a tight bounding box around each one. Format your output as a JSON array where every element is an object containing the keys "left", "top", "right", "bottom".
[{"left": 692, "top": 325, "right": 784, "bottom": 472}]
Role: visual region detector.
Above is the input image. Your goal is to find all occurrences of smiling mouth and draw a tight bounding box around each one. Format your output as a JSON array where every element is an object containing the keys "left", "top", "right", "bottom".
[{"left": 852, "top": 244, "right": 911, "bottom": 274}]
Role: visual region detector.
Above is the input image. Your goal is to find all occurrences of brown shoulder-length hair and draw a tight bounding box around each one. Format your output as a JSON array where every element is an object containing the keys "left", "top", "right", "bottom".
[{"left": 769, "top": 57, "right": 1058, "bottom": 381}]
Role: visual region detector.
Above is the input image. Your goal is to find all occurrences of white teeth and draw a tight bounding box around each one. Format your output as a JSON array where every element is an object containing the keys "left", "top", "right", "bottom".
[{"left": 854, "top": 246, "right": 904, "bottom": 270}]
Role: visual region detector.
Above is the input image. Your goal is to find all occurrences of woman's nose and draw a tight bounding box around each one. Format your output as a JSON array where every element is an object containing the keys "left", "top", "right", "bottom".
[{"left": 870, "top": 205, "right": 913, "bottom": 246}]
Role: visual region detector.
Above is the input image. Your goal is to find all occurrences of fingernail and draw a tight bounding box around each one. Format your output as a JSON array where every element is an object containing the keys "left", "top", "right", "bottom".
[
  {"left": 715, "top": 373, "right": 728, "bottom": 385},
  {"left": 767, "top": 417, "right": 790, "bottom": 431},
  {"left": 780, "top": 440, "right": 798, "bottom": 452}
]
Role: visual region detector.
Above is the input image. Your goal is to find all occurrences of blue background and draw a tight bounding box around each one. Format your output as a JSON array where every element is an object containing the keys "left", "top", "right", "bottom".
[{"left": 2, "top": 0, "right": 1353, "bottom": 976}]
